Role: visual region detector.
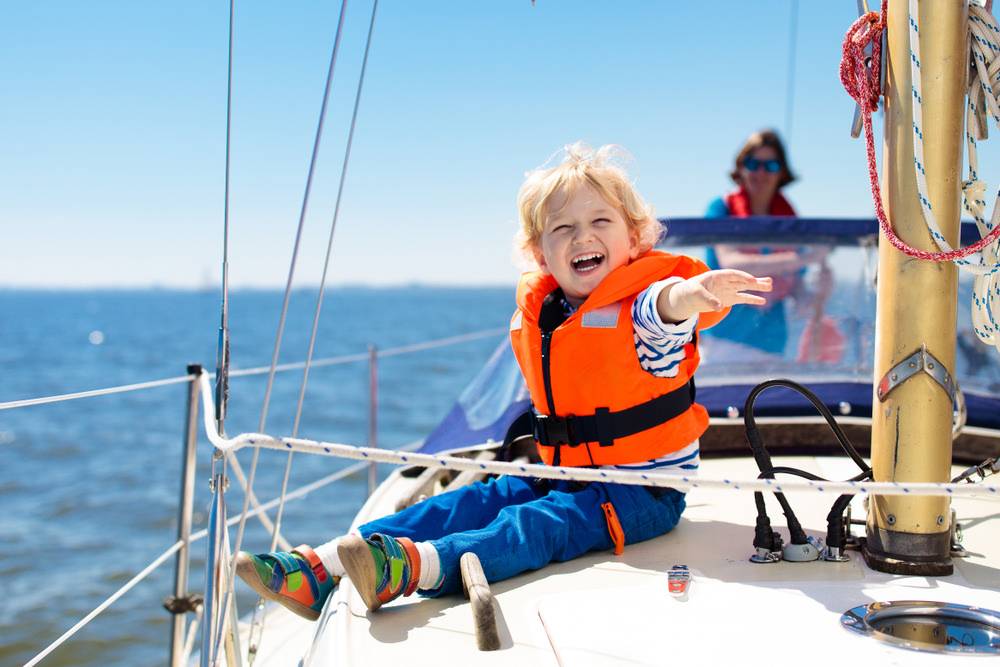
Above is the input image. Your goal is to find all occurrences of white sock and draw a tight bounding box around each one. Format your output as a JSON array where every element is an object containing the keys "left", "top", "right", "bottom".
[
  {"left": 313, "top": 536, "right": 346, "bottom": 577},
  {"left": 415, "top": 541, "right": 443, "bottom": 590}
]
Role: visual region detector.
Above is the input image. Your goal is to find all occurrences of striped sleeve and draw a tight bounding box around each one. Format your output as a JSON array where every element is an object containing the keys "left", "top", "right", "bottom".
[
  {"left": 609, "top": 439, "right": 700, "bottom": 472},
  {"left": 632, "top": 278, "right": 698, "bottom": 378}
]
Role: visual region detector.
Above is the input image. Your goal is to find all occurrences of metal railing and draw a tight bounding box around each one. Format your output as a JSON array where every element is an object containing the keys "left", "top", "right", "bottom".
[{"left": 14, "top": 327, "right": 506, "bottom": 667}]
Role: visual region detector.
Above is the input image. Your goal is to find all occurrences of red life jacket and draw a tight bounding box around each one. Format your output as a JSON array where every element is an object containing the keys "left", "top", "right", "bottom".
[
  {"left": 724, "top": 186, "right": 797, "bottom": 217},
  {"left": 509, "top": 251, "right": 728, "bottom": 467}
]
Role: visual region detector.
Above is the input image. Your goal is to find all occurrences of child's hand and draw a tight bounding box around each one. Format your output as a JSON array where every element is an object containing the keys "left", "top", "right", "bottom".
[{"left": 658, "top": 270, "right": 773, "bottom": 323}]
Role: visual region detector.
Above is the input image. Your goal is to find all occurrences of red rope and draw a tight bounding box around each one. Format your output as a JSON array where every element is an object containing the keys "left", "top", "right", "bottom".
[{"left": 840, "top": 3, "right": 1000, "bottom": 263}]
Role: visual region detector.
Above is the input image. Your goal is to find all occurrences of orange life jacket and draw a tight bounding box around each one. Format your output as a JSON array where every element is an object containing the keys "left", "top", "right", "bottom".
[{"left": 509, "top": 251, "right": 728, "bottom": 467}]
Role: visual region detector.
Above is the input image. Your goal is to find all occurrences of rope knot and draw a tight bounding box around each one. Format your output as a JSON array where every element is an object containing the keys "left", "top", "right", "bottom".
[{"left": 840, "top": 11, "right": 885, "bottom": 113}]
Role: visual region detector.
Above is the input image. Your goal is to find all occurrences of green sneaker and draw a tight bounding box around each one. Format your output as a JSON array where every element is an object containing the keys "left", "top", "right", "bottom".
[
  {"left": 338, "top": 533, "right": 421, "bottom": 611},
  {"left": 234, "top": 544, "right": 338, "bottom": 621}
]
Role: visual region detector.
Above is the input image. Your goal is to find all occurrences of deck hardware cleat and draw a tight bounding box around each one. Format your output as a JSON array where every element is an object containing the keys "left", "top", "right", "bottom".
[
  {"left": 841, "top": 601, "right": 1000, "bottom": 655},
  {"left": 782, "top": 535, "right": 823, "bottom": 562},
  {"left": 667, "top": 564, "right": 691, "bottom": 597}
]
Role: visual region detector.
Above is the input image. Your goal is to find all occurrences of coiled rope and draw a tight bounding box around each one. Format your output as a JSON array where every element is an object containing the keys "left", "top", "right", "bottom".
[{"left": 841, "top": 1, "right": 1000, "bottom": 351}]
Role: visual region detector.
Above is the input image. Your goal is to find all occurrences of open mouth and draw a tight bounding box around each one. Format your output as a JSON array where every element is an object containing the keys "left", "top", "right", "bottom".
[{"left": 571, "top": 252, "right": 605, "bottom": 273}]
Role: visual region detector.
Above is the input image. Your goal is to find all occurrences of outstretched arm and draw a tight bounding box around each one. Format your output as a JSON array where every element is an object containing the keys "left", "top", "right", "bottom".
[{"left": 656, "top": 269, "right": 773, "bottom": 324}]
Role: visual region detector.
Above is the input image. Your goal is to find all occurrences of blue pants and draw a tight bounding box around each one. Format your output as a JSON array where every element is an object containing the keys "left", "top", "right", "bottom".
[{"left": 359, "top": 475, "right": 686, "bottom": 597}]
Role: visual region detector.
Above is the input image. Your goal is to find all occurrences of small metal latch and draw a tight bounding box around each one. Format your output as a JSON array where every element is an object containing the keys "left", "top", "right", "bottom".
[{"left": 876, "top": 345, "right": 957, "bottom": 405}]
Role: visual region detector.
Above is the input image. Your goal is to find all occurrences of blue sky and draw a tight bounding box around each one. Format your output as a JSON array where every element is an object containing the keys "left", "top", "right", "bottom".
[{"left": 2, "top": 1, "right": 989, "bottom": 288}]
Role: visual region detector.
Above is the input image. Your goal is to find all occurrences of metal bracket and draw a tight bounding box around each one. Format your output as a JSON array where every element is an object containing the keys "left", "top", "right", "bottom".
[{"left": 876, "top": 345, "right": 957, "bottom": 405}]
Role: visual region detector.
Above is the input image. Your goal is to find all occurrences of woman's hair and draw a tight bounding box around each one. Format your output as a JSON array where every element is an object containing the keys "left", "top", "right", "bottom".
[
  {"left": 515, "top": 142, "right": 662, "bottom": 261},
  {"left": 730, "top": 129, "right": 796, "bottom": 188}
]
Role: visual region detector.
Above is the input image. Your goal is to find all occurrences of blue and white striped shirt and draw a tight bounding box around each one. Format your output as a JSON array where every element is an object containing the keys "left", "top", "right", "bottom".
[{"left": 564, "top": 277, "right": 701, "bottom": 473}]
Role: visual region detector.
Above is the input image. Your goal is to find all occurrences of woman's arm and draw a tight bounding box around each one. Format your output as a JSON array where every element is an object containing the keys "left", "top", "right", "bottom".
[{"left": 712, "top": 245, "right": 828, "bottom": 275}]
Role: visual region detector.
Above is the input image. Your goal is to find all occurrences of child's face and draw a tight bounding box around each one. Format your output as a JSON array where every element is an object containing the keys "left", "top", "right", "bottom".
[{"left": 533, "top": 183, "right": 640, "bottom": 307}]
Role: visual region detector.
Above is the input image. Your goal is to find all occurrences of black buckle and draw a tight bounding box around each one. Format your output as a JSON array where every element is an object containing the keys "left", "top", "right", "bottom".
[{"left": 533, "top": 414, "right": 572, "bottom": 447}]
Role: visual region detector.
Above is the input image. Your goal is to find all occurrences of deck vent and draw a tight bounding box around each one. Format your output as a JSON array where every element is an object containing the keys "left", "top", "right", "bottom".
[{"left": 841, "top": 600, "right": 1000, "bottom": 654}]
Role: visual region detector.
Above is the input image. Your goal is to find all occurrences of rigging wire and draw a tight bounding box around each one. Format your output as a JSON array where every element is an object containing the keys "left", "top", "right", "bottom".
[
  {"left": 245, "top": 0, "right": 381, "bottom": 658},
  {"left": 226, "top": 0, "right": 350, "bottom": 610},
  {"left": 220, "top": 0, "right": 353, "bottom": 660},
  {"left": 213, "top": 0, "right": 235, "bottom": 437},
  {"left": 784, "top": 0, "right": 799, "bottom": 143}
]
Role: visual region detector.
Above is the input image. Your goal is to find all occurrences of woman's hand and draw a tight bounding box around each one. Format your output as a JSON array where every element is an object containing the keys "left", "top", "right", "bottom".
[{"left": 658, "top": 270, "right": 773, "bottom": 323}]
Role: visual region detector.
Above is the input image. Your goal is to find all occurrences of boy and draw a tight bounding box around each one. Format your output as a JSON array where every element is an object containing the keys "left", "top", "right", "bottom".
[{"left": 236, "top": 143, "right": 771, "bottom": 619}]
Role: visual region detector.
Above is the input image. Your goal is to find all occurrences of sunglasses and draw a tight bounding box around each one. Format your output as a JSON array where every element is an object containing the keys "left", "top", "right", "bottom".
[{"left": 743, "top": 157, "right": 782, "bottom": 173}]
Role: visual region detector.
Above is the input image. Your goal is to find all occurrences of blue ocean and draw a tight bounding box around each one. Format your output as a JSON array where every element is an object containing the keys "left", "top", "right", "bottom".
[{"left": 0, "top": 287, "right": 513, "bottom": 667}]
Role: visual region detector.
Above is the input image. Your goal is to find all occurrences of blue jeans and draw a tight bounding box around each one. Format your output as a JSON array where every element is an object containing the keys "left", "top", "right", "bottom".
[{"left": 359, "top": 475, "right": 686, "bottom": 597}]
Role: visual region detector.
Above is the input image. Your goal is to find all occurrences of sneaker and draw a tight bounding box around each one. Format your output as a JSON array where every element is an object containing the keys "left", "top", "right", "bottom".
[
  {"left": 234, "top": 544, "right": 339, "bottom": 621},
  {"left": 338, "top": 533, "right": 420, "bottom": 611}
]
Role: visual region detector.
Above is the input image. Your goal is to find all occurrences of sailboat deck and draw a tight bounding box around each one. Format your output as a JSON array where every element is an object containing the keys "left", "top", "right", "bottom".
[{"left": 242, "top": 455, "right": 1000, "bottom": 666}]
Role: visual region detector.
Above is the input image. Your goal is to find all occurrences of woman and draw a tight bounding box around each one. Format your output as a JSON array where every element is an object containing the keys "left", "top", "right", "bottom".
[
  {"left": 706, "top": 129, "right": 796, "bottom": 220},
  {"left": 703, "top": 129, "right": 824, "bottom": 356}
]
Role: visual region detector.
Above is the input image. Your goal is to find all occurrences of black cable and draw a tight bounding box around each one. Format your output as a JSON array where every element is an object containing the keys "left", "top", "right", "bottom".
[
  {"left": 744, "top": 379, "right": 869, "bottom": 472},
  {"left": 743, "top": 378, "right": 873, "bottom": 554}
]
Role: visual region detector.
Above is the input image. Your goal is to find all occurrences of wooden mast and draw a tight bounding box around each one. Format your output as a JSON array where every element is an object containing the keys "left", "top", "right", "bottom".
[{"left": 864, "top": 0, "right": 967, "bottom": 575}]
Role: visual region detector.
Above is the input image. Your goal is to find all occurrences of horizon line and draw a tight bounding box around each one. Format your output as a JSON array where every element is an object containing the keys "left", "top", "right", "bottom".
[{"left": 0, "top": 281, "right": 518, "bottom": 292}]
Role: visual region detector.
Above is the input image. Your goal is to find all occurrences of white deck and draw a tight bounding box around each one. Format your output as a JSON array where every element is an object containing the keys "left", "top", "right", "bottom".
[{"left": 245, "top": 456, "right": 1000, "bottom": 666}]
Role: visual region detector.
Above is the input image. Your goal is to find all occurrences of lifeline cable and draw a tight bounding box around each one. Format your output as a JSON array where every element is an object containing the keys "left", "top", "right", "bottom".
[{"left": 197, "top": 373, "right": 1000, "bottom": 500}]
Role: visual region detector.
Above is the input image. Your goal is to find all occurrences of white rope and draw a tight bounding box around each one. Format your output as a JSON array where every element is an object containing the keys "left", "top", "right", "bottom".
[
  {"left": 0, "top": 374, "right": 196, "bottom": 411},
  {"left": 908, "top": 0, "right": 1000, "bottom": 353},
  {"left": 375, "top": 328, "right": 508, "bottom": 358},
  {"left": 197, "top": 375, "right": 1000, "bottom": 500}
]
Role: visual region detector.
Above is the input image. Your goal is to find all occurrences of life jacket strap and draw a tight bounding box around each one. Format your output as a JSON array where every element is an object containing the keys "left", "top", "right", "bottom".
[{"left": 532, "top": 379, "right": 695, "bottom": 450}]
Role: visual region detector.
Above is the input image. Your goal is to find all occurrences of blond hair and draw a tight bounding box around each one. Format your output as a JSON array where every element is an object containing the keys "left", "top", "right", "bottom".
[{"left": 515, "top": 142, "right": 662, "bottom": 261}]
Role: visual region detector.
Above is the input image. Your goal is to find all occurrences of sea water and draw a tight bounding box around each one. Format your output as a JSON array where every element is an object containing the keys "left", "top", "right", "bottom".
[{"left": 0, "top": 286, "right": 512, "bottom": 667}]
